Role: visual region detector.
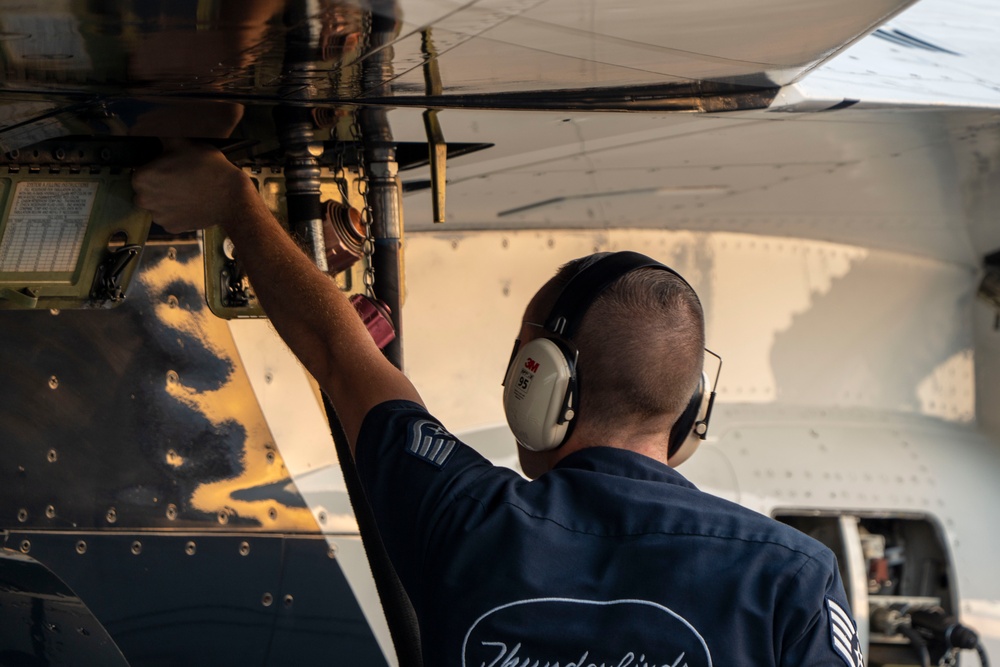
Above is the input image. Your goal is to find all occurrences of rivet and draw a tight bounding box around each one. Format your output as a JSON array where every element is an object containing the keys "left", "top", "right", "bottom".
[
  {"left": 45, "top": 505, "right": 55, "bottom": 519},
  {"left": 239, "top": 541, "right": 250, "bottom": 556},
  {"left": 131, "top": 541, "right": 142, "bottom": 555},
  {"left": 284, "top": 594, "right": 294, "bottom": 607},
  {"left": 167, "top": 295, "right": 179, "bottom": 309},
  {"left": 166, "top": 503, "right": 178, "bottom": 520},
  {"left": 49, "top": 309, "right": 59, "bottom": 316},
  {"left": 99, "top": 147, "right": 112, "bottom": 161},
  {"left": 77, "top": 627, "right": 90, "bottom": 636},
  {"left": 48, "top": 376, "right": 59, "bottom": 390},
  {"left": 185, "top": 541, "right": 197, "bottom": 556},
  {"left": 166, "top": 370, "right": 179, "bottom": 385},
  {"left": 76, "top": 540, "right": 87, "bottom": 555},
  {"left": 264, "top": 371, "right": 273, "bottom": 384},
  {"left": 54, "top": 147, "right": 66, "bottom": 160},
  {"left": 167, "top": 247, "right": 177, "bottom": 261},
  {"left": 327, "top": 545, "right": 337, "bottom": 559},
  {"left": 47, "top": 449, "right": 58, "bottom": 462},
  {"left": 17, "top": 508, "right": 27, "bottom": 522},
  {"left": 318, "top": 511, "right": 327, "bottom": 524},
  {"left": 20, "top": 540, "right": 30, "bottom": 553},
  {"left": 262, "top": 592, "right": 274, "bottom": 607},
  {"left": 217, "top": 509, "right": 230, "bottom": 525},
  {"left": 106, "top": 507, "right": 117, "bottom": 524},
  {"left": 268, "top": 507, "right": 277, "bottom": 521},
  {"left": 266, "top": 451, "right": 276, "bottom": 464}
]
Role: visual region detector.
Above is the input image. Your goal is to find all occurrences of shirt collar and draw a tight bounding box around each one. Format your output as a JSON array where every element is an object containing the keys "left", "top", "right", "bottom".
[{"left": 552, "top": 446, "right": 698, "bottom": 489}]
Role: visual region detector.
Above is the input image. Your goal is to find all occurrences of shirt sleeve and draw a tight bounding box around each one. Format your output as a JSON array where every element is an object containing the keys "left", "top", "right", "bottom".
[
  {"left": 780, "top": 553, "right": 866, "bottom": 667},
  {"left": 354, "top": 400, "right": 512, "bottom": 598}
]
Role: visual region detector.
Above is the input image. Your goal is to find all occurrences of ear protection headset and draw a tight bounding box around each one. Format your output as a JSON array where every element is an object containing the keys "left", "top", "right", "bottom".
[{"left": 502, "top": 251, "right": 718, "bottom": 463}]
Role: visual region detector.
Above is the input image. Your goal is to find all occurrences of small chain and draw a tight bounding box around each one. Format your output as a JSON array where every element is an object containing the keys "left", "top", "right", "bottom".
[
  {"left": 350, "top": 113, "right": 376, "bottom": 298},
  {"left": 938, "top": 648, "right": 958, "bottom": 667},
  {"left": 351, "top": 10, "right": 376, "bottom": 299}
]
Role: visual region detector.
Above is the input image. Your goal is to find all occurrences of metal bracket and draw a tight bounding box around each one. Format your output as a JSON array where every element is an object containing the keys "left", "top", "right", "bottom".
[
  {"left": 421, "top": 28, "right": 447, "bottom": 224},
  {"left": 0, "top": 286, "right": 39, "bottom": 308},
  {"left": 91, "top": 244, "right": 142, "bottom": 304}
]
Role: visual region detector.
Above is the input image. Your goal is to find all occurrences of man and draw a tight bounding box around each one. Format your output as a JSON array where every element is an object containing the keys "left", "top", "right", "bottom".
[{"left": 134, "top": 141, "right": 863, "bottom": 666}]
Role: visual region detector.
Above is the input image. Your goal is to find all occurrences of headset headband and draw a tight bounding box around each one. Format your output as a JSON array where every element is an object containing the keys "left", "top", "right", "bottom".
[{"left": 545, "top": 251, "right": 693, "bottom": 338}]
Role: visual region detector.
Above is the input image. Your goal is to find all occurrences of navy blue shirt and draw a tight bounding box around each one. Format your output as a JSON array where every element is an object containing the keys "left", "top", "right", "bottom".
[{"left": 356, "top": 400, "right": 863, "bottom": 667}]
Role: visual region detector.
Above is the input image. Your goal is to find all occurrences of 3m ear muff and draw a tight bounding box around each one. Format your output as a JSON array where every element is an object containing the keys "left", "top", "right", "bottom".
[
  {"left": 502, "top": 251, "right": 718, "bottom": 454},
  {"left": 667, "top": 371, "right": 710, "bottom": 466},
  {"left": 502, "top": 337, "right": 577, "bottom": 452}
]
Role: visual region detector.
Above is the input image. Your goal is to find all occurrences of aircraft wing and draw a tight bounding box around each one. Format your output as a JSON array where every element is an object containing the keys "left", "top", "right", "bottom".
[{"left": 389, "top": 0, "right": 1000, "bottom": 268}]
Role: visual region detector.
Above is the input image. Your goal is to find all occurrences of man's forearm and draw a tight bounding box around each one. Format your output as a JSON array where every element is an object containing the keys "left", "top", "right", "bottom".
[{"left": 217, "top": 174, "right": 422, "bottom": 447}]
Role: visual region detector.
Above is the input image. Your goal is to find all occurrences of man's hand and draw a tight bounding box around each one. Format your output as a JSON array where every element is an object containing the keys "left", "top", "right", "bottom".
[
  {"left": 133, "top": 139, "right": 253, "bottom": 234},
  {"left": 131, "top": 136, "right": 423, "bottom": 450}
]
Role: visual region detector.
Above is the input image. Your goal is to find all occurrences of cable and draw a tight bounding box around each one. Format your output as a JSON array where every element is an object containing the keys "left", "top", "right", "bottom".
[
  {"left": 897, "top": 624, "right": 931, "bottom": 667},
  {"left": 323, "top": 395, "right": 423, "bottom": 667},
  {"left": 977, "top": 642, "right": 991, "bottom": 667}
]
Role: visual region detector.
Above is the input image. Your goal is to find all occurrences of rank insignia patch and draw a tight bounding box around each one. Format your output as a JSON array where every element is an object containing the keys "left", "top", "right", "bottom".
[
  {"left": 827, "top": 598, "right": 864, "bottom": 667},
  {"left": 406, "top": 419, "right": 459, "bottom": 468}
]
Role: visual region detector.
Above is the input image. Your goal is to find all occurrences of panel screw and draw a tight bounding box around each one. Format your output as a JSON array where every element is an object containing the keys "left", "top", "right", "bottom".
[
  {"left": 185, "top": 541, "right": 196, "bottom": 556},
  {"left": 262, "top": 593, "right": 273, "bottom": 607},
  {"left": 45, "top": 505, "right": 55, "bottom": 519},
  {"left": 284, "top": 594, "right": 294, "bottom": 607},
  {"left": 131, "top": 541, "right": 142, "bottom": 555},
  {"left": 20, "top": 540, "right": 30, "bottom": 553},
  {"left": 106, "top": 507, "right": 117, "bottom": 524},
  {"left": 266, "top": 451, "right": 275, "bottom": 464},
  {"left": 167, "top": 247, "right": 177, "bottom": 261},
  {"left": 327, "top": 545, "right": 337, "bottom": 559},
  {"left": 167, "top": 295, "right": 178, "bottom": 309},
  {"left": 47, "top": 449, "right": 57, "bottom": 462},
  {"left": 217, "top": 508, "right": 230, "bottom": 525},
  {"left": 48, "top": 376, "right": 58, "bottom": 390},
  {"left": 318, "top": 511, "right": 327, "bottom": 525},
  {"left": 17, "top": 508, "right": 27, "bottom": 522},
  {"left": 239, "top": 541, "right": 250, "bottom": 556},
  {"left": 166, "top": 370, "right": 179, "bottom": 385},
  {"left": 166, "top": 504, "right": 178, "bottom": 520},
  {"left": 76, "top": 540, "right": 87, "bottom": 555},
  {"left": 268, "top": 507, "right": 277, "bottom": 521}
]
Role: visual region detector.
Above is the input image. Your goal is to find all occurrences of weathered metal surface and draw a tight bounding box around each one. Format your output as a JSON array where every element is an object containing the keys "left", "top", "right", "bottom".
[{"left": 0, "top": 242, "right": 319, "bottom": 532}]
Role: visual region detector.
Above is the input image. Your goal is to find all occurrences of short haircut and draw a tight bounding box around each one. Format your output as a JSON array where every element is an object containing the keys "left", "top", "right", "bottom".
[{"left": 533, "top": 254, "right": 705, "bottom": 438}]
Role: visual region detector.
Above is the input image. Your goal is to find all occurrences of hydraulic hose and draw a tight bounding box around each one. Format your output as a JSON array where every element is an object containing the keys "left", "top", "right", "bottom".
[
  {"left": 977, "top": 642, "right": 991, "bottom": 667},
  {"left": 897, "top": 624, "right": 931, "bottom": 667}
]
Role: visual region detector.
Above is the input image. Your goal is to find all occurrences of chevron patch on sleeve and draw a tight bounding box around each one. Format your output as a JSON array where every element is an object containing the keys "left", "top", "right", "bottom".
[
  {"left": 827, "top": 598, "right": 864, "bottom": 667},
  {"left": 406, "top": 419, "right": 459, "bottom": 468}
]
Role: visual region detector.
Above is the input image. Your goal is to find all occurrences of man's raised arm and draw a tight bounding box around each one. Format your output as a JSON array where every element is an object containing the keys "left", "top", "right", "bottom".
[{"left": 132, "top": 141, "right": 423, "bottom": 451}]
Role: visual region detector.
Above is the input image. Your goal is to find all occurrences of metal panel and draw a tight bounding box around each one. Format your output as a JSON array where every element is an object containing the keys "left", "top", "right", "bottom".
[{"left": 0, "top": 242, "right": 318, "bottom": 532}]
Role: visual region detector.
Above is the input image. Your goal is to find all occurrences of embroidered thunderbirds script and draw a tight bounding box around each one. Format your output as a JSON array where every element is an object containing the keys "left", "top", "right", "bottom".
[
  {"left": 462, "top": 598, "right": 712, "bottom": 667},
  {"left": 407, "top": 419, "right": 459, "bottom": 468},
  {"left": 827, "top": 598, "right": 864, "bottom": 667}
]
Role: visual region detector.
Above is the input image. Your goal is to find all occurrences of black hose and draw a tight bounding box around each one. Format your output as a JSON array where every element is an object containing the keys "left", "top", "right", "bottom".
[
  {"left": 977, "top": 642, "right": 991, "bottom": 667},
  {"left": 897, "top": 624, "right": 931, "bottom": 667},
  {"left": 322, "top": 395, "right": 423, "bottom": 666}
]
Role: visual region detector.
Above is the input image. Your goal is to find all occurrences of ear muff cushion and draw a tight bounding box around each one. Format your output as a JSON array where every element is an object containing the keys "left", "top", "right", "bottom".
[
  {"left": 503, "top": 338, "right": 574, "bottom": 452},
  {"left": 668, "top": 374, "right": 706, "bottom": 459}
]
